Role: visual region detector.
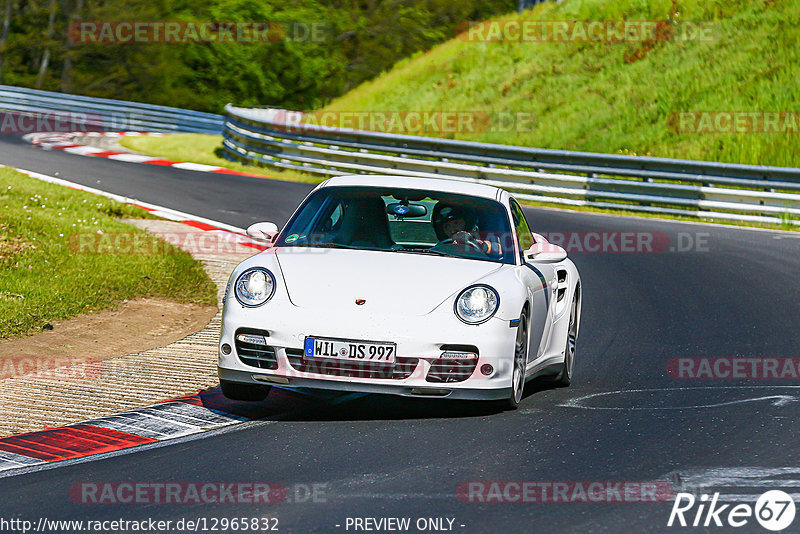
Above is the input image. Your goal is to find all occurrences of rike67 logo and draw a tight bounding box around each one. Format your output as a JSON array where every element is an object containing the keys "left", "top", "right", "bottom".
[{"left": 668, "top": 490, "right": 796, "bottom": 531}]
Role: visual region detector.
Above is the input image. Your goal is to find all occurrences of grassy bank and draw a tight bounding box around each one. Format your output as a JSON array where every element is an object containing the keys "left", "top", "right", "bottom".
[
  {"left": 0, "top": 167, "right": 217, "bottom": 339},
  {"left": 324, "top": 0, "right": 800, "bottom": 168}
]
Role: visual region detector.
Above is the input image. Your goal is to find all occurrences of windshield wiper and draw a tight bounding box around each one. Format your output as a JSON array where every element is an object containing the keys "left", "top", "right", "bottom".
[
  {"left": 391, "top": 248, "right": 450, "bottom": 257},
  {"left": 299, "top": 243, "right": 359, "bottom": 250}
]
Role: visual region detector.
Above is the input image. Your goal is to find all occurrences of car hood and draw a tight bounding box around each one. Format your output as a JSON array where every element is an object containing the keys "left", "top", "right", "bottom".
[{"left": 275, "top": 248, "right": 503, "bottom": 316}]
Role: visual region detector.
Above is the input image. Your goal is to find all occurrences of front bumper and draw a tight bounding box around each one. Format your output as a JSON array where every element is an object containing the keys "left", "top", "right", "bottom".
[
  {"left": 217, "top": 300, "right": 517, "bottom": 401},
  {"left": 218, "top": 368, "right": 512, "bottom": 400}
]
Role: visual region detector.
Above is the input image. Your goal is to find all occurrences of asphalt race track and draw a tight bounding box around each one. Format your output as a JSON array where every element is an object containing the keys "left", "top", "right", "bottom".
[{"left": 1, "top": 134, "right": 800, "bottom": 533}]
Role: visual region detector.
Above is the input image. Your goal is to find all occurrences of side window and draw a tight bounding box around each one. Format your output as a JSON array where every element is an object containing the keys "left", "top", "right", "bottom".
[
  {"left": 316, "top": 199, "right": 343, "bottom": 233},
  {"left": 328, "top": 203, "right": 342, "bottom": 230},
  {"left": 510, "top": 199, "right": 534, "bottom": 256}
]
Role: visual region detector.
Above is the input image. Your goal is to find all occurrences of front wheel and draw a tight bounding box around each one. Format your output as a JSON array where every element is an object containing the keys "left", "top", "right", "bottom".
[
  {"left": 555, "top": 293, "right": 579, "bottom": 387},
  {"left": 220, "top": 380, "right": 271, "bottom": 401},
  {"left": 503, "top": 312, "right": 529, "bottom": 410}
]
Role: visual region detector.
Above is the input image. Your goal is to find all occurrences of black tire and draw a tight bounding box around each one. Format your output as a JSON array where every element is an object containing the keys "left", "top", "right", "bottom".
[
  {"left": 555, "top": 292, "right": 579, "bottom": 387},
  {"left": 503, "top": 312, "right": 529, "bottom": 410},
  {"left": 220, "top": 380, "right": 271, "bottom": 401}
]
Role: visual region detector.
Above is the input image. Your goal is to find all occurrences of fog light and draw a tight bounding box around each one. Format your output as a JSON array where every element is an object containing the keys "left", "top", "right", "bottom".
[
  {"left": 440, "top": 351, "right": 478, "bottom": 360},
  {"left": 221, "top": 343, "right": 232, "bottom": 355},
  {"left": 237, "top": 333, "right": 267, "bottom": 345},
  {"left": 480, "top": 364, "right": 493, "bottom": 375}
]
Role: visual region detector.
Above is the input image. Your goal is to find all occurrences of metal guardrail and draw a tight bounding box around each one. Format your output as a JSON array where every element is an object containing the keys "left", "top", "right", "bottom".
[
  {"left": 221, "top": 105, "right": 800, "bottom": 226},
  {"left": 0, "top": 85, "right": 224, "bottom": 134}
]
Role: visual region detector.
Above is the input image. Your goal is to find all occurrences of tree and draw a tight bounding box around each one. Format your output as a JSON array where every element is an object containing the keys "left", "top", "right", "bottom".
[
  {"left": 0, "top": 0, "right": 12, "bottom": 82},
  {"left": 34, "top": 0, "right": 56, "bottom": 88},
  {"left": 59, "top": 0, "right": 83, "bottom": 92}
]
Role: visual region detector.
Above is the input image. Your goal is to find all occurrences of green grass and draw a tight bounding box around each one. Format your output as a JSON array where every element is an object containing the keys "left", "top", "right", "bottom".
[
  {"left": 324, "top": 0, "right": 800, "bottom": 168},
  {"left": 118, "top": 134, "right": 325, "bottom": 184},
  {"left": 0, "top": 167, "right": 217, "bottom": 339}
]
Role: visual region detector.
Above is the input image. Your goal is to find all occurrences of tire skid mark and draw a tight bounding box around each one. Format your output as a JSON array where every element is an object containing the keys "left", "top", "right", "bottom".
[{"left": 558, "top": 385, "right": 800, "bottom": 411}]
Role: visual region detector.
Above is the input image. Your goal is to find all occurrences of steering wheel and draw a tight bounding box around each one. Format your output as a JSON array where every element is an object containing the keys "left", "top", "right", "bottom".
[{"left": 435, "top": 232, "right": 484, "bottom": 254}]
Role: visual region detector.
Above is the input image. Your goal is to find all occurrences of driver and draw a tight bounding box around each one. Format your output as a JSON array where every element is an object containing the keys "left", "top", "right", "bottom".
[{"left": 432, "top": 204, "right": 502, "bottom": 256}]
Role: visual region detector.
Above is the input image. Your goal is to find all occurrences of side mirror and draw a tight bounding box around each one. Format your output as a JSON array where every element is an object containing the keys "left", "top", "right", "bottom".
[
  {"left": 523, "top": 237, "right": 567, "bottom": 263},
  {"left": 246, "top": 222, "right": 279, "bottom": 244}
]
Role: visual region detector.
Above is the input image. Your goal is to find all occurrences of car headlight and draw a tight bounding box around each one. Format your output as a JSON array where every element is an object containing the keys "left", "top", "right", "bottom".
[
  {"left": 455, "top": 285, "right": 499, "bottom": 324},
  {"left": 234, "top": 268, "right": 276, "bottom": 307}
]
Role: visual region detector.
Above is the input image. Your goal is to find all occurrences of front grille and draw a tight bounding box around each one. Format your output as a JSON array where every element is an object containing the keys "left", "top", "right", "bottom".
[
  {"left": 426, "top": 359, "right": 478, "bottom": 383},
  {"left": 286, "top": 349, "right": 418, "bottom": 379},
  {"left": 235, "top": 328, "right": 278, "bottom": 370}
]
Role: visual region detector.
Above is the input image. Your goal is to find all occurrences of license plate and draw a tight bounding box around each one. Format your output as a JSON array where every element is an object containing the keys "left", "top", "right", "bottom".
[{"left": 304, "top": 337, "right": 396, "bottom": 363}]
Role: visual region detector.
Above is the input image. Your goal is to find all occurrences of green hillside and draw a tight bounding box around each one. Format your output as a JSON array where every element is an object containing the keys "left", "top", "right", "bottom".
[{"left": 323, "top": 0, "right": 800, "bottom": 167}]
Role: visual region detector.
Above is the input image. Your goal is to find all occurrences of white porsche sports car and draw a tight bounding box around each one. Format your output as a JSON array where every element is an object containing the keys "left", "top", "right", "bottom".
[{"left": 217, "top": 175, "right": 581, "bottom": 409}]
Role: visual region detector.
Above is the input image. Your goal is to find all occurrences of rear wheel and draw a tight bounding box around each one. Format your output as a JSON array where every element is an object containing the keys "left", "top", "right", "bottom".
[
  {"left": 220, "top": 380, "right": 271, "bottom": 401},
  {"left": 555, "top": 293, "right": 578, "bottom": 387}
]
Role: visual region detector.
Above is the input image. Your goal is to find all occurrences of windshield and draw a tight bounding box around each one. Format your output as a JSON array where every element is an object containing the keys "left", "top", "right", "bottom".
[{"left": 276, "top": 186, "right": 515, "bottom": 264}]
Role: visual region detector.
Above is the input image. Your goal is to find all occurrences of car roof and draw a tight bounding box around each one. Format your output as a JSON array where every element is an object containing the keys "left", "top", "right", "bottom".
[{"left": 319, "top": 174, "right": 505, "bottom": 201}]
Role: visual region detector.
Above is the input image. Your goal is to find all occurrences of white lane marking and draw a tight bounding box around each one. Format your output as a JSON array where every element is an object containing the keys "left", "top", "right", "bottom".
[
  {"left": 0, "top": 451, "right": 45, "bottom": 472},
  {"left": 559, "top": 386, "right": 800, "bottom": 411},
  {"left": 89, "top": 413, "right": 227, "bottom": 440},
  {"left": 44, "top": 141, "right": 80, "bottom": 148},
  {"left": 63, "top": 145, "right": 105, "bottom": 155},
  {"left": 9, "top": 167, "right": 249, "bottom": 235},
  {"left": 82, "top": 414, "right": 193, "bottom": 440},
  {"left": 145, "top": 210, "right": 187, "bottom": 222},
  {"left": 171, "top": 162, "right": 223, "bottom": 172},
  {"left": 106, "top": 153, "right": 160, "bottom": 163},
  {"left": 139, "top": 401, "right": 245, "bottom": 426},
  {"left": 85, "top": 401, "right": 243, "bottom": 440}
]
